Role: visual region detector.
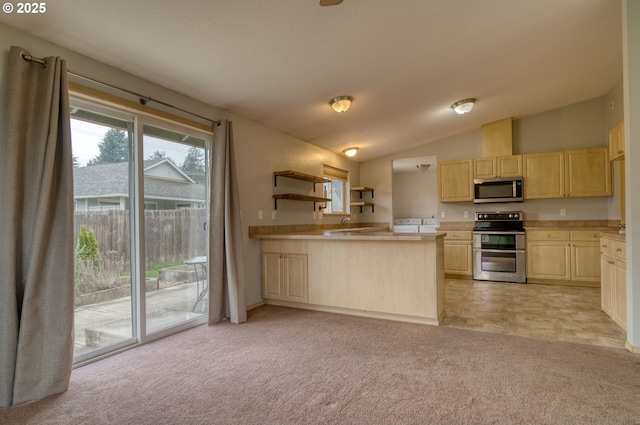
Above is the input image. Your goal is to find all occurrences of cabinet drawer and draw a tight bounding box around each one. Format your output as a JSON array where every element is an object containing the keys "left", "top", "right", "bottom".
[
  {"left": 526, "top": 230, "right": 570, "bottom": 241},
  {"left": 600, "top": 237, "right": 613, "bottom": 256},
  {"left": 612, "top": 240, "right": 626, "bottom": 261},
  {"left": 570, "top": 230, "right": 602, "bottom": 241},
  {"left": 444, "top": 230, "right": 472, "bottom": 241},
  {"left": 262, "top": 239, "right": 307, "bottom": 254}
]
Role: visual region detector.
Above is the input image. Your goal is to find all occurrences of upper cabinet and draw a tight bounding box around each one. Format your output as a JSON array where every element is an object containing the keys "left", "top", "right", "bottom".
[
  {"left": 473, "top": 155, "right": 522, "bottom": 179},
  {"left": 522, "top": 151, "right": 565, "bottom": 199},
  {"left": 438, "top": 159, "right": 473, "bottom": 202},
  {"left": 523, "top": 147, "right": 611, "bottom": 199},
  {"left": 565, "top": 148, "right": 611, "bottom": 197},
  {"left": 609, "top": 121, "right": 624, "bottom": 161}
]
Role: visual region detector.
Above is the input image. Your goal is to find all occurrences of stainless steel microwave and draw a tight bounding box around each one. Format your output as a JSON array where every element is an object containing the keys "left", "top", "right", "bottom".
[{"left": 473, "top": 177, "right": 523, "bottom": 204}]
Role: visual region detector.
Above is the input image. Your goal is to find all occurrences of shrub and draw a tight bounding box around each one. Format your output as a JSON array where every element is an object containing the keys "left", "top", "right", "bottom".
[{"left": 77, "top": 225, "right": 101, "bottom": 265}]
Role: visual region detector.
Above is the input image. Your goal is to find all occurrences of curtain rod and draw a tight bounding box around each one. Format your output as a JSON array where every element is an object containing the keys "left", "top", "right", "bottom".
[{"left": 21, "top": 51, "right": 220, "bottom": 126}]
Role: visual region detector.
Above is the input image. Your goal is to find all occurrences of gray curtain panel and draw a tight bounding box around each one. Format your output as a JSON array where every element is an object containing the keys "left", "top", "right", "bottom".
[
  {"left": 0, "top": 46, "right": 74, "bottom": 407},
  {"left": 208, "top": 120, "right": 247, "bottom": 324}
]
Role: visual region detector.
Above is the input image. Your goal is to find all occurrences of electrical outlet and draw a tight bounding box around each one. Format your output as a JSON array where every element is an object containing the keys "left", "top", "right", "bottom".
[
  {"left": 258, "top": 210, "right": 263, "bottom": 220},
  {"left": 272, "top": 210, "right": 277, "bottom": 220},
  {"left": 441, "top": 211, "right": 446, "bottom": 218},
  {"left": 463, "top": 211, "right": 469, "bottom": 218},
  {"left": 560, "top": 208, "right": 566, "bottom": 216}
]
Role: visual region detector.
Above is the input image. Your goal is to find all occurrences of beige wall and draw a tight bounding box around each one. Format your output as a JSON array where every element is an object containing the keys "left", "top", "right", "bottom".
[
  {"left": 360, "top": 94, "right": 623, "bottom": 224},
  {"left": 0, "top": 23, "right": 360, "bottom": 306}
]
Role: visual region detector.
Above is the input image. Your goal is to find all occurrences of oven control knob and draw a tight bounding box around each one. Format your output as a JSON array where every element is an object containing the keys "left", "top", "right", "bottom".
[
  {"left": 508, "top": 214, "right": 513, "bottom": 218},
  {"left": 513, "top": 213, "right": 519, "bottom": 219}
]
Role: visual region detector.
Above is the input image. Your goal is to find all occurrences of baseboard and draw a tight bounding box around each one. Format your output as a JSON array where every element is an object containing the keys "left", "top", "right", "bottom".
[
  {"left": 526, "top": 278, "right": 600, "bottom": 288},
  {"left": 247, "top": 301, "right": 266, "bottom": 311},
  {"left": 624, "top": 341, "right": 640, "bottom": 353},
  {"left": 265, "top": 299, "right": 441, "bottom": 326}
]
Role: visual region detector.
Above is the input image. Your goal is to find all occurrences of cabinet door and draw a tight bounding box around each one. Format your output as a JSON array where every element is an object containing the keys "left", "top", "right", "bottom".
[
  {"left": 473, "top": 158, "right": 497, "bottom": 179},
  {"left": 565, "top": 148, "right": 611, "bottom": 197},
  {"left": 600, "top": 256, "right": 614, "bottom": 316},
  {"left": 283, "top": 254, "right": 308, "bottom": 303},
  {"left": 438, "top": 159, "right": 473, "bottom": 202},
  {"left": 571, "top": 242, "right": 600, "bottom": 282},
  {"left": 523, "top": 152, "right": 565, "bottom": 199},
  {"left": 497, "top": 155, "right": 522, "bottom": 177},
  {"left": 526, "top": 241, "right": 571, "bottom": 280},
  {"left": 262, "top": 253, "right": 283, "bottom": 299},
  {"left": 443, "top": 241, "right": 473, "bottom": 277},
  {"left": 614, "top": 260, "right": 626, "bottom": 330},
  {"left": 609, "top": 121, "right": 624, "bottom": 161}
]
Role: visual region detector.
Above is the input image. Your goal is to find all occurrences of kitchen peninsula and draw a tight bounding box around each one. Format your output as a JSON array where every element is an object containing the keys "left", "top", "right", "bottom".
[{"left": 250, "top": 225, "right": 445, "bottom": 325}]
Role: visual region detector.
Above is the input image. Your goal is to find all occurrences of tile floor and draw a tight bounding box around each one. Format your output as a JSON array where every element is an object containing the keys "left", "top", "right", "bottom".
[{"left": 441, "top": 278, "right": 628, "bottom": 349}]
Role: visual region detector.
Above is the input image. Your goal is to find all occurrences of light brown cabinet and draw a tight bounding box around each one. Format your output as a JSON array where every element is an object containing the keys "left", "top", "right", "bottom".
[
  {"left": 443, "top": 230, "right": 473, "bottom": 278},
  {"left": 473, "top": 155, "right": 522, "bottom": 179},
  {"left": 522, "top": 152, "right": 565, "bottom": 199},
  {"left": 609, "top": 121, "right": 624, "bottom": 161},
  {"left": 565, "top": 148, "right": 611, "bottom": 197},
  {"left": 526, "top": 229, "right": 601, "bottom": 285},
  {"left": 261, "top": 240, "right": 308, "bottom": 303},
  {"left": 438, "top": 159, "right": 473, "bottom": 202},
  {"left": 523, "top": 148, "right": 611, "bottom": 199},
  {"left": 600, "top": 236, "right": 626, "bottom": 330}
]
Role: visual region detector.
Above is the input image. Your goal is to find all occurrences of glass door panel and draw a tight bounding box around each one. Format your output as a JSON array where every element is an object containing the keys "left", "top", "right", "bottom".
[
  {"left": 142, "top": 124, "right": 209, "bottom": 334},
  {"left": 70, "top": 108, "right": 135, "bottom": 359}
]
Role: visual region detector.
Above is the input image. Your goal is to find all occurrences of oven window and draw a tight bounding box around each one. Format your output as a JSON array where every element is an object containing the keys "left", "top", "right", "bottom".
[
  {"left": 480, "top": 234, "right": 517, "bottom": 250},
  {"left": 480, "top": 251, "right": 517, "bottom": 273}
]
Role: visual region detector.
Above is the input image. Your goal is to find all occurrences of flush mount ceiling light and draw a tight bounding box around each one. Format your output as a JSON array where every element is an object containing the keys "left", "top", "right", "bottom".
[
  {"left": 330, "top": 96, "right": 353, "bottom": 113},
  {"left": 451, "top": 98, "right": 476, "bottom": 115},
  {"left": 343, "top": 147, "right": 359, "bottom": 157},
  {"left": 416, "top": 164, "right": 430, "bottom": 172}
]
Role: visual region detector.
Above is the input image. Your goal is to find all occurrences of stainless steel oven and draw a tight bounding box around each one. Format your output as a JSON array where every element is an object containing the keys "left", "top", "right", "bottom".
[{"left": 473, "top": 212, "right": 526, "bottom": 283}]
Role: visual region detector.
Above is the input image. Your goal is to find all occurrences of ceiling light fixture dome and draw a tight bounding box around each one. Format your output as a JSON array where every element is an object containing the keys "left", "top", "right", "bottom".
[
  {"left": 330, "top": 96, "right": 353, "bottom": 113},
  {"left": 343, "top": 147, "right": 359, "bottom": 157},
  {"left": 451, "top": 98, "right": 476, "bottom": 115}
]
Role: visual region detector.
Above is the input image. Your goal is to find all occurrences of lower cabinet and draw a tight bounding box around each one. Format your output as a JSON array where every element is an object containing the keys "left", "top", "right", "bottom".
[
  {"left": 600, "top": 236, "right": 626, "bottom": 330},
  {"left": 443, "top": 230, "right": 473, "bottom": 278},
  {"left": 261, "top": 240, "right": 308, "bottom": 303},
  {"left": 526, "top": 229, "right": 601, "bottom": 285}
]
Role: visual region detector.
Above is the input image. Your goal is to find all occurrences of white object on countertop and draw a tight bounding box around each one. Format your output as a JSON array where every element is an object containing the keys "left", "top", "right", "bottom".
[
  {"left": 394, "top": 218, "right": 422, "bottom": 225},
  {"left": 422, "top": 218, "right": 438, "bottom": 225},
  {"left": 419, "top": 225, "right": 437, "bottom": 233},
  {"left": 393, "top": 225, "right": 420, "bottom": 233}
]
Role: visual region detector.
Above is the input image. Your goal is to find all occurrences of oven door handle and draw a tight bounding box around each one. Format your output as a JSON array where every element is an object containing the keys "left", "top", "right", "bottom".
[
  {"left": 473, "top": 231, "right": 525, "bottom": 235},
  {"left": 473, "top": 248, "right": 525, "bottom": 254}
]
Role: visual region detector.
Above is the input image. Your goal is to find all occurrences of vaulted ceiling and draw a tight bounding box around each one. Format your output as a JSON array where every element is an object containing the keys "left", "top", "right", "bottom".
[{"left": 0, "top": 0, "right": 622, "bottom": 162}]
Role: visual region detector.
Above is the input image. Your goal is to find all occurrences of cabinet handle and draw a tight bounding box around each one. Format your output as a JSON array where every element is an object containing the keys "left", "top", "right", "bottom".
[
  {"left": 602, "top": 244, "right": 608, "bottom": 248},
  {"left": 615, "top": 248, "right": 622, "bottom": 252}
]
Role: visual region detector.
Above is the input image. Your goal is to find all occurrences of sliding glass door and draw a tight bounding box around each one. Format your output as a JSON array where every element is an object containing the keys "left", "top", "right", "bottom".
[
  {"left": 71, "top": 102, "right": 136, "bottom": 360},
  {"left": 141, "top": 122, "right": 210, "bottom": 335},
  {"left": 70, "top": 99, "right": 211, "bottom": 363}
]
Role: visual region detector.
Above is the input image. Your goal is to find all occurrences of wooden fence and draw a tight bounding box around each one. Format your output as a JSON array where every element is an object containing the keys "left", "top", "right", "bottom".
[{"left": 74, "top": 209, "right": 208, "bottom": 269}]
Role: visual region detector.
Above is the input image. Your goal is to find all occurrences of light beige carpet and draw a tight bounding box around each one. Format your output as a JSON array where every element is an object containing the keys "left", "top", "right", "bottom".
[{"left": 1, "top": 305, "right": 636, "bottom": 424}]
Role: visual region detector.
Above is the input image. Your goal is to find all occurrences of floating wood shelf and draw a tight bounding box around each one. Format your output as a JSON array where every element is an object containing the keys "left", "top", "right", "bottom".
[
  {"left": 351, "top": 186, "right": 374, "bottom": 198},
  {"left": 273, "top": 194, "right": 331, "bottom": 211},
  {"left": 274, "top": 170, "right": 331, "bottom": 192},
  {"left": 350, "top": 186, "right": 375, "bottom": 212},
  {"left": 350, "top": 201, "right": 375, "bottom": 213}
]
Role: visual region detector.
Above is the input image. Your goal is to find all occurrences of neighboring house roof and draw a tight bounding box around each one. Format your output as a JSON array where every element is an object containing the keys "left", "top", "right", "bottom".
[{"left": 74, "top": 159, "right": 206, "bottom": 202}]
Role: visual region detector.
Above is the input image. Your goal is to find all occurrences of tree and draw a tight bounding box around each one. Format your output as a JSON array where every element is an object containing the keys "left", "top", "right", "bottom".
[
  {"left": 87, "top": 128, "right": 129, "bottom": 165},
  {"left": 76, "top": 226, "right": 101, "bottom": 266},
  {"left": 148, "top": 150, "right": 167, "bottom": 160},
  {"left": 181, "top": 147, "right": 205, "bottom": 183}
]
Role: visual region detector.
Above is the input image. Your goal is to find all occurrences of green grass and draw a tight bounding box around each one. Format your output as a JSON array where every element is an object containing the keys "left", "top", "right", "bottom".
[
  {"left": 145, "top": 262, "right": 184, "bottom": 278},
  {"left": 122, "top": 261, "right": 184, "bottom": 279}
]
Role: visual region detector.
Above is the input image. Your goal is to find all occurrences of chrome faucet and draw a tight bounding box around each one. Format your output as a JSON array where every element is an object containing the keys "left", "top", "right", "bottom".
[{"left": 340, "top": 217, "right": 351, "bottom": 229}]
